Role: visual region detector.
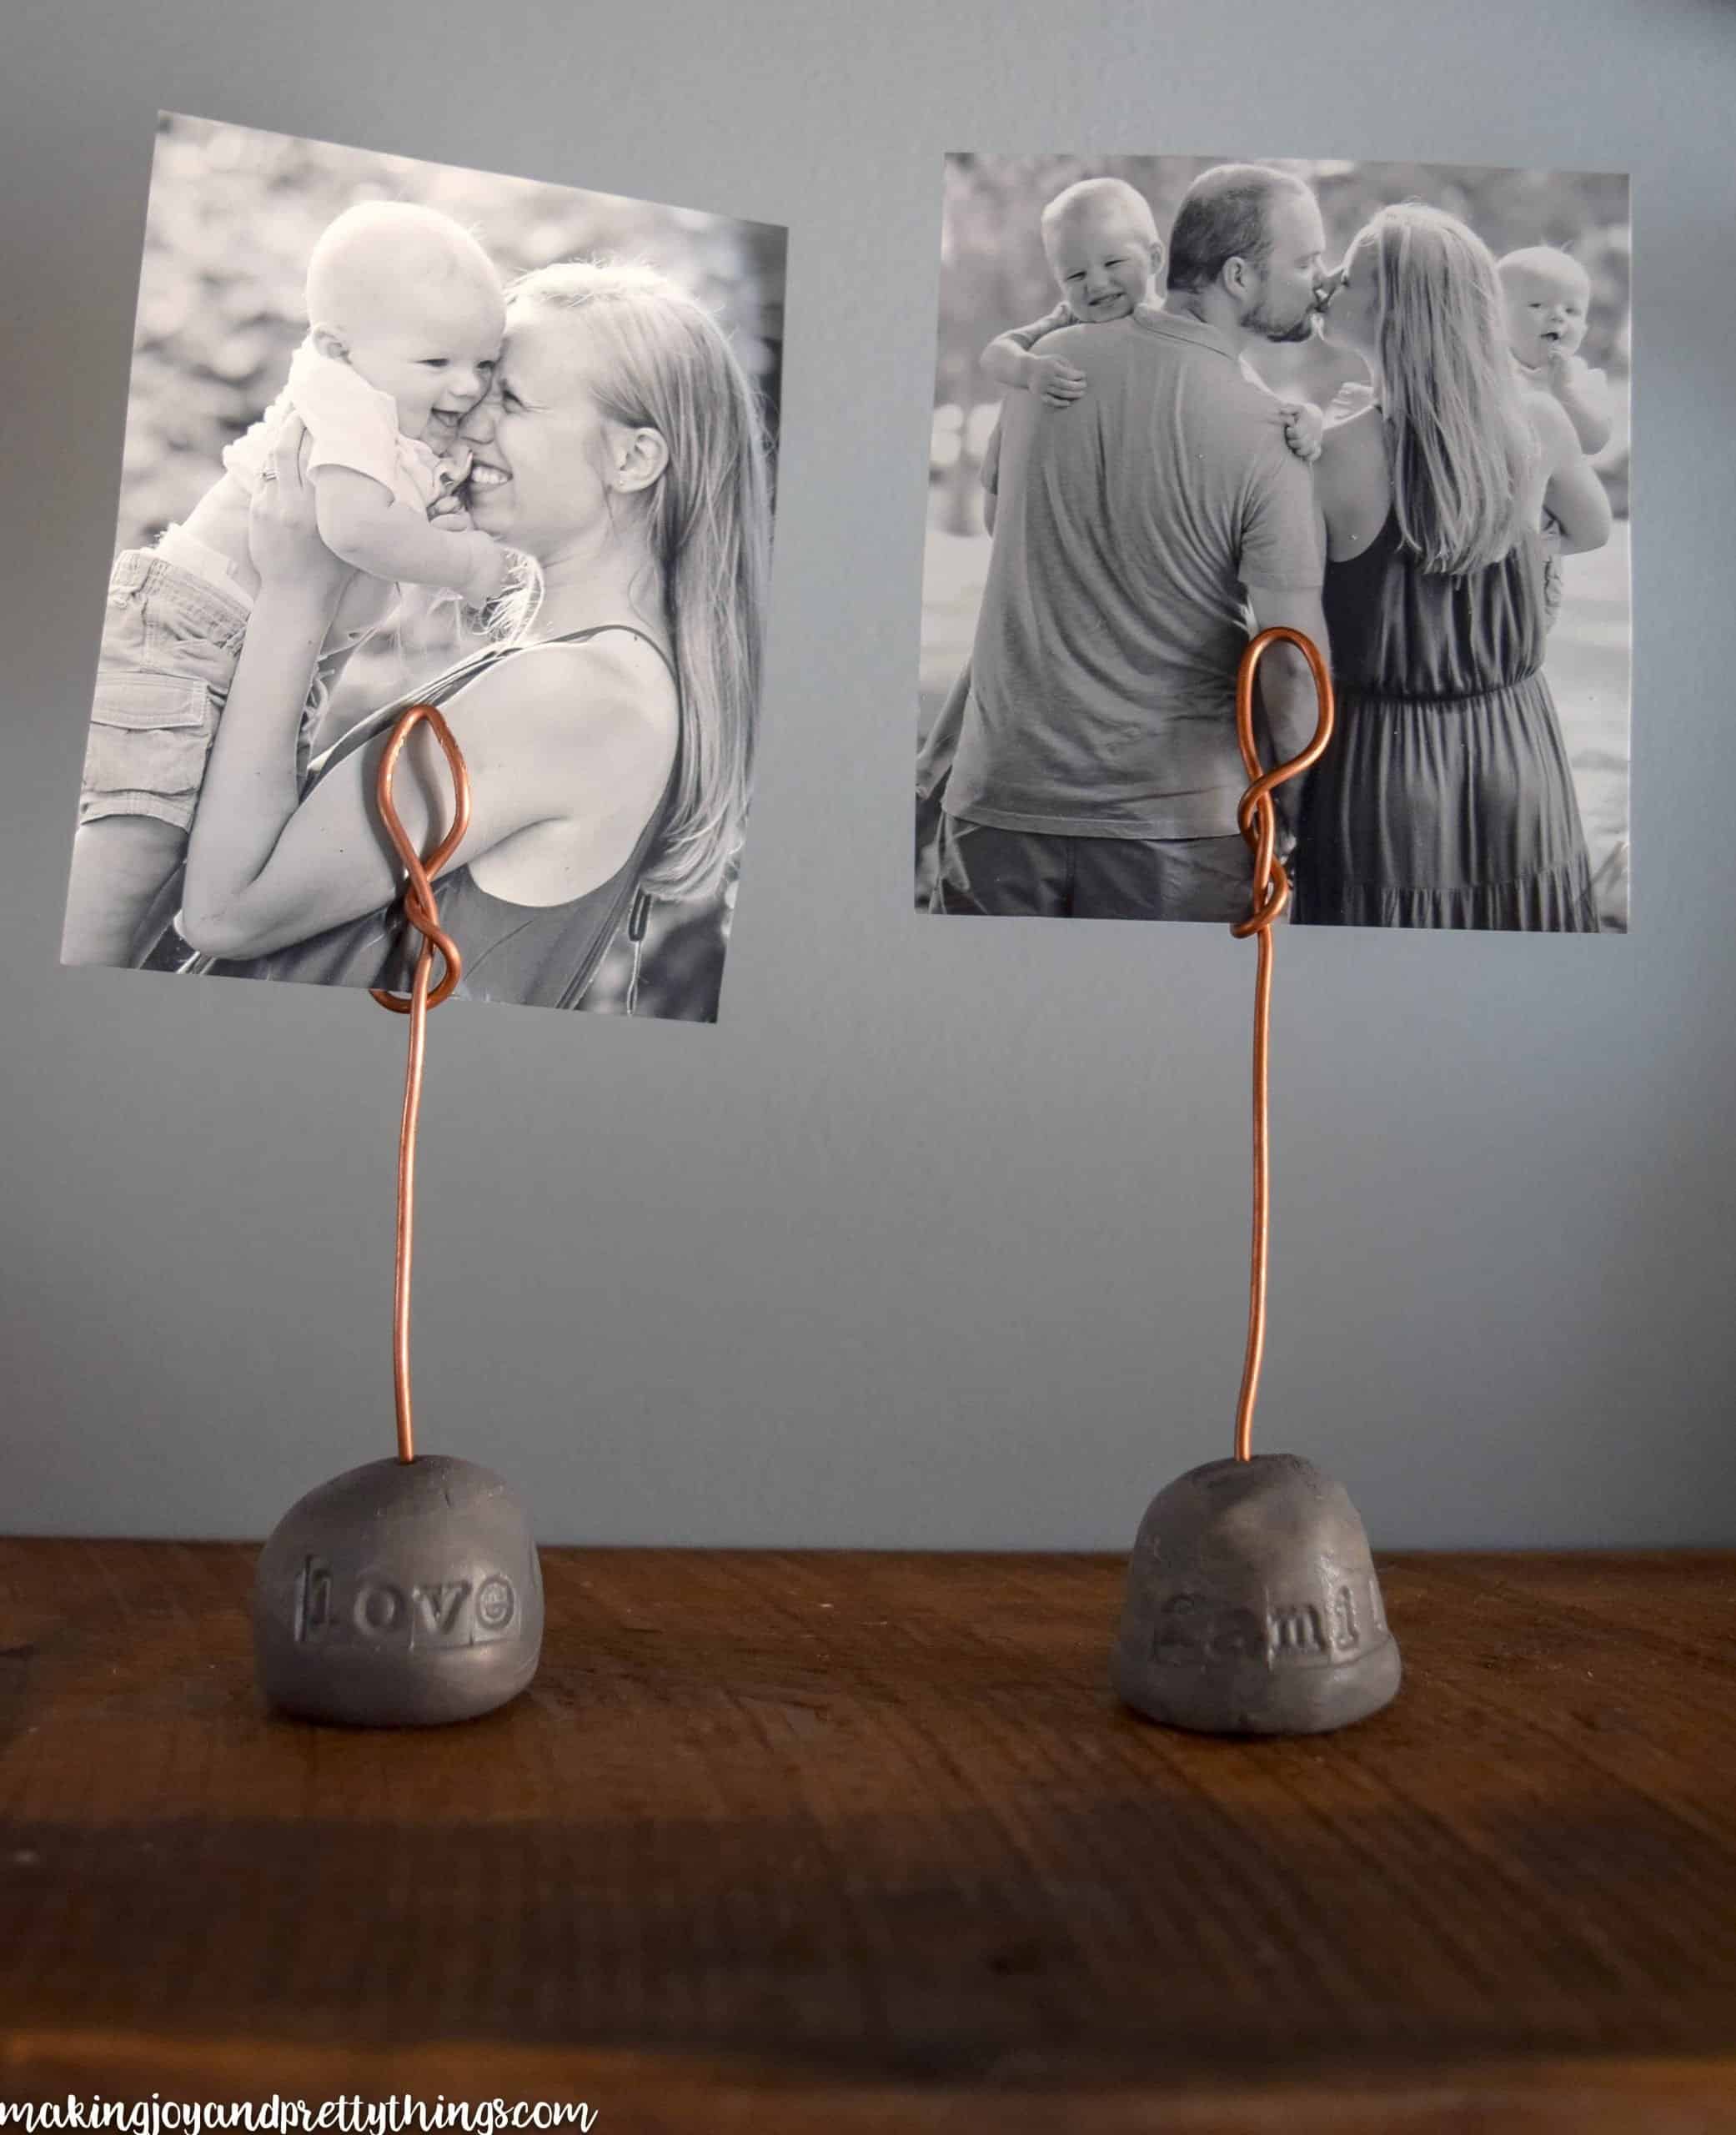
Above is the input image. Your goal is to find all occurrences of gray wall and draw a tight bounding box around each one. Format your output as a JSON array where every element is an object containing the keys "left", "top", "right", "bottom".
[{"left": 4, "top": 0, "right": 1733, "bottom": 1548}]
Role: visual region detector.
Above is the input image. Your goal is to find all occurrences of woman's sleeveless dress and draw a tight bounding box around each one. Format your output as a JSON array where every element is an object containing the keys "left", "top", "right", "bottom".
[
  {"left": 1295, "top": 512, "right": 1598, "bottom": 932},
  {"left": 204, "top": 625, "right": 679, "bottom": 1008}
]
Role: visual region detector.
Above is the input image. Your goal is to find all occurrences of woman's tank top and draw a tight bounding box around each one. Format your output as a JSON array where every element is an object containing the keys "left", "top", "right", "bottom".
[
  {"left": 1322, "top": 510, "right": 1548, "bottom": 702},
  {"left": 206, "top": 625, "right": 679, "bottom": 1011}
]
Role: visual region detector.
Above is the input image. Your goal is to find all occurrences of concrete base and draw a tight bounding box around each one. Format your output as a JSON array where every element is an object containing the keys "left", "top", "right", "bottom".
[
  {"left": 1111, "top": 1452, "right": 1401, "bottom": 1736},
  {"left": 253, "top": 1454, "right": 543, "bottom": 1727}
]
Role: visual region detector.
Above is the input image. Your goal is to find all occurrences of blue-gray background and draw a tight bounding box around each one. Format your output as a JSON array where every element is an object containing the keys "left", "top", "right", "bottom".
[{"left": 3, "top": 0, "right": 1733, "bottom": 1547}]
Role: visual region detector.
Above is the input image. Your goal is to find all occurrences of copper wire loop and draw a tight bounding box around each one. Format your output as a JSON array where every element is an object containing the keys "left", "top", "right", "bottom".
[
  {"left": 1230, "top": 630, "right": 1334, "bottom": 1464},
  {"left": 369, "top": 702, "right": 473, "bottom": 1464}
]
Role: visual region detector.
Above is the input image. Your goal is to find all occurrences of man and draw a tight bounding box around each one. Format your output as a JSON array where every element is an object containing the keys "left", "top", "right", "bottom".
[{"left": 934, "top": 163, "right": 1334, "bottom": 922}]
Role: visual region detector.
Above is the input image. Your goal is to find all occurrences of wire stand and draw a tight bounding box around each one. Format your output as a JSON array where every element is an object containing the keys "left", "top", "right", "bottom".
[
  {"left": 368, "top": 702, "right": 472, "bottom": 1464},
  {"left": 1227, "top": 629, "right": 1335, "bottom": 1462},
  {"left": 1108, "top": 630, "right": 1400, "bottom": 1736},
  {"left": 249, "top": 702, "right": 544, "bottom": 1727}
]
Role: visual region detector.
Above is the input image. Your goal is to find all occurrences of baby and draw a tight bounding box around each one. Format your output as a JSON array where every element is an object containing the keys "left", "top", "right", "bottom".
[
  {"left": 981, "top": 176, "right": 1166, "bottom": 410},
  {"left": 63, "top": 201, "right": 509, "bottom": 967},
  {"left": 1498, "top": 245, "right": 1613, "bottom": 455},
  {"left": 1498, "top": 245, "right": 1612, "bottom": 625}
]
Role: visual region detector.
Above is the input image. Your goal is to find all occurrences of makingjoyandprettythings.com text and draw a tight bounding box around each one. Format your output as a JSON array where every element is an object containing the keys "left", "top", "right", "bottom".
[{"left": 0, "top": 2102, "right": 598, "bottom": 2135}]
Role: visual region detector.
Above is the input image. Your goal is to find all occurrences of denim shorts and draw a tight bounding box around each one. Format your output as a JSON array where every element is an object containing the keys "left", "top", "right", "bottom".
[{"left": 77, "top": 548, "right": 250, "bottom": 832}]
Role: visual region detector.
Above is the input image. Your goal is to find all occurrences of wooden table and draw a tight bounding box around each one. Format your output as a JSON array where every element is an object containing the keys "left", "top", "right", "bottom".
[{"left": 2, "top": 1544, "right": 1733, "bottom": 2130}]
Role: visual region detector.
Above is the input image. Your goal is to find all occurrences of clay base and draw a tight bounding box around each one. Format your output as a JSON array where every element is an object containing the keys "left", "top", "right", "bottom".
[
  {"left": 1111, "top": 1452, "right": 1401, "bottom": 1736},
  {"left": 253, "top": 1454, "right": 543, "bottom": 1727}
]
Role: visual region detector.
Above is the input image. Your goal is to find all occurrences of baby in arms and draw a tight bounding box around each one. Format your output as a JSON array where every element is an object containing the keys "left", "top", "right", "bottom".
[
  {"left": 1498, "top": 244, "right": 1613, "bottom": 626},
  {"left": 1499, "top": 244, "right": 1612, "bottom": 457},
  {"left": 64, "top": 201, "right": 510, "bottom": 967}
]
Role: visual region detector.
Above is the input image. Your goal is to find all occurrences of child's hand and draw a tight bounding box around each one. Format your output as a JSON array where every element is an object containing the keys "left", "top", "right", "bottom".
[
  {"left": 1281, "top": 400, "right": 1325, "bottom": 464},
  {"left": 428, "top": 445, "right": 478, "bottom": 531},
  {"left": 1542, "top": 356, "right": 1611, "bottom": 455},
  {"left": 1027, "top": 354, "right": 1087, "bottom": 409},
  {"left": 1543, "top": 349, "right": 1589, "bottom": 399},
  {"left": 434, "top": 443, "right": 474, "bottom": 496}
]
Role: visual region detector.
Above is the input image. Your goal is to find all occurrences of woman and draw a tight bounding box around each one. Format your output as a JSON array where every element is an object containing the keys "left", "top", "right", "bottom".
[
  {"left": 178, "top": 259, "right": 770, "bottom": 1011},
  {"left": 1297, "top": 204, "right": 1611, "bottom": 931}
]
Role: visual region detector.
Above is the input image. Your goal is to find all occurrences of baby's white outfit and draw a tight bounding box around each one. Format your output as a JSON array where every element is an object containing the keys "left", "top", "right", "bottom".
[{"left": 223, "top": 338, "right": 443, "bottom": 512}]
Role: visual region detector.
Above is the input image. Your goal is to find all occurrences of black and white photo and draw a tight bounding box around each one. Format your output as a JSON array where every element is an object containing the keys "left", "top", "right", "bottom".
[
  {"left": 917, "top": 154, "right": 1630, "bottom": 932},
  {"left": 62, "top": 112, "right": 785, "bottom": 1017}
]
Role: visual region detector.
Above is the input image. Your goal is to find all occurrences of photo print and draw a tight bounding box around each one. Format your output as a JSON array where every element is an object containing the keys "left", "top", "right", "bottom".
[
  {"left": 916, "top": 155, "right": 1631, "bottom": 932},
  {"left": 63, "top": 112, "right": 785, "bottom": 1017}
]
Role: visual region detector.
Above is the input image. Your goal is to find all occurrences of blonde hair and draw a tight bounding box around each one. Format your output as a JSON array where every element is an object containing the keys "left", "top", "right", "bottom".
[
  {"left": 1496, "top": 244, "right": 1591, "bottom": 299},
  {"left": 1353, "top": 203, "right": 1538, "bottom": 575},
  {"left": 306, "top": 201, "right": 499, "bottom": 331},
  {"left": 1039, "top": 178, "right": 1159, "bottom": 259},
  {"left": 499, "top": 258, "right": 772, "bottom": 905}
]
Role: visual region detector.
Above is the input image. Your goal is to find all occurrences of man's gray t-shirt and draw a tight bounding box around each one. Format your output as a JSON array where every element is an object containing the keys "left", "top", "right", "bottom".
[{"left": 946, "top": 307, "right": 1323, "bottom": 841}]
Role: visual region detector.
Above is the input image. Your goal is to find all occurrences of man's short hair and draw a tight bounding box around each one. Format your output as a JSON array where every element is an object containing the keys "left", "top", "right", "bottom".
[{"left": 1167, "top": 164, "right": 1312, "bottom": 294}]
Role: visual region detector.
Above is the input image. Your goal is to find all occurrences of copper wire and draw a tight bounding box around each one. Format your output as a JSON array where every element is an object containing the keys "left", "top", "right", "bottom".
[
  {"left": 1230, "top": 630, "right": 1335, "bottom": 1464},
  {"left": 369, "top": 703, "right": 472, "bottom": 1464}
]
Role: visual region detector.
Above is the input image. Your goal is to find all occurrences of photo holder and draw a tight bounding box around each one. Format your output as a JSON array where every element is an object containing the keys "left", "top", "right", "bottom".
[
  {"left": 369, "top": 701, "right": 471, "bottom": 1464},
  {"left": 1111, "top": 630, "right": 1402, "bottom": 1736},
  {"left": 252, "top": 704, "right": 544, "bottom": 1728}
]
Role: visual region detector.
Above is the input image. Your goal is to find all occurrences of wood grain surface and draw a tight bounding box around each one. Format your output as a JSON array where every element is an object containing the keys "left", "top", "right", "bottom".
[{"left": 2, "top": 1542, "right": 1733, "bottom": 2130}]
